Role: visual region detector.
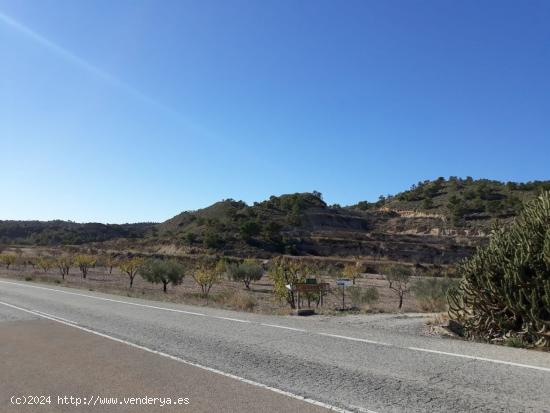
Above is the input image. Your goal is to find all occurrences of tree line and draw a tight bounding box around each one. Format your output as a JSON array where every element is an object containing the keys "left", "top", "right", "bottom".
[{"left": 0, "top": 251, "right": 456, "bottom": 312}]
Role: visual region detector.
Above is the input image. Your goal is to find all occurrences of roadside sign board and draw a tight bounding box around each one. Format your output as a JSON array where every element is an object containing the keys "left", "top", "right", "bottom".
[{"left": 336, "top": 279, "right": 352, "bottom": 310}]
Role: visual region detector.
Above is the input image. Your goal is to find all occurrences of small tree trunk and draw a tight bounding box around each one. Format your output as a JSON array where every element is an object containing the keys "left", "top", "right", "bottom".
[
  {"left": 288, "top": 291, "right": 296, "bottom": 309},
  {"left": 399, "top": 293, "right": 403, "bottom": 309},
  {"left": 129, "top": 275, "right": 134, "bottom": 288},
  {"left": 244, "top": 279, "right": 250, "bottom": 290},
  {"left": 163, "top": 281, "right": 168, "bottom": 293}
]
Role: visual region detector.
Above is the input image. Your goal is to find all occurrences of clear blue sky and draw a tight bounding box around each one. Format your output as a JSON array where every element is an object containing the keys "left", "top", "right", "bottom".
[{"left": 1, "top": 0, "right": 549, "bottom": 223}]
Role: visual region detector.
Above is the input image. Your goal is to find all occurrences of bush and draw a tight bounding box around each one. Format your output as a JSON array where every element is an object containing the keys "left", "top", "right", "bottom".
[
  {"left": 203, "top": 231, "right": 224, "bottom": 249},
  {"left": 504, "top": 336, "right": 525, "bottom": 348},
  {"left": 184, "top": 232, "right": 197, "bottom": 245},
  {"left": 412, "top": 278, "right": 457, "bottom": 312},
  {"left": 226, "top": 290, "right": 257, "bottom": 311},
  {"left": 239, "top": 221, "right": 261, "bottom": 239},
  {"left": 349, "top": 286, "right": 379, "bottom": 308},
  {"left": 448, "top": 192, "right": 550, "bottom": 347},
  {"left": 226, "top": 259, "right": 263, "bottom": 289}
]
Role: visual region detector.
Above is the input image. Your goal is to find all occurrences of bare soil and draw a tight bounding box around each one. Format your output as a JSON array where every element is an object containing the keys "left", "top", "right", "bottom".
[{"left": 0, "top": 263, "right": 426, "bottom": 316}]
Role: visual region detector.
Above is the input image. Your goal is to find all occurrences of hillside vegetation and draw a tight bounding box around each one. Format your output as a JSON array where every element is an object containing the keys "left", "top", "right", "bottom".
[
  {"left": 1, "top": 178, "right": 548, "bottom": 266},
  {"left": 353, "top": 177, "right": 550, "bottom": 226},
  {"left": 0, "top": 220, "right": 154, "bottom": 245}
]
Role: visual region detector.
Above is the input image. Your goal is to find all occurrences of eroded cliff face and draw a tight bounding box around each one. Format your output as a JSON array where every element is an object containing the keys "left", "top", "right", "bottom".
[
  {"left": 298, "top": 232, "right": 481, "bottom": 264},
  {"left": 329, "top": 208, "right": 490, "bottom": 264},
  {"left": 97, "top": 199, "right": 509, "bottom": 268},
  {"left": 144, "top": 207, "right": 487, "bottom": 266},
  {"left": 303, "top": 210, "right": 486, "bottom": 264}
]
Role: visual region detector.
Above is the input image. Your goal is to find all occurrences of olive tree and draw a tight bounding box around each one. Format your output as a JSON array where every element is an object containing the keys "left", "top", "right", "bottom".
[
  {"left": 226, "top": 259, "right": 263, "bottom": 290},
  {"left": 139, "top": 259, "right": 185, "bottom": 293}
]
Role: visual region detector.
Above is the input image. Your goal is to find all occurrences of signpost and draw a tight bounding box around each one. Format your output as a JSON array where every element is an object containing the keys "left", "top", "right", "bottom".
[{"left": 336, "top": 278, "right": 352, "bottom": 310}]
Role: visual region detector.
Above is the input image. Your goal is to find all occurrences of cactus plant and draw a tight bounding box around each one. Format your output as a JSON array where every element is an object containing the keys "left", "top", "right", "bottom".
[{"left": 448, "top": 191, "right": 550, "bottom": 347}]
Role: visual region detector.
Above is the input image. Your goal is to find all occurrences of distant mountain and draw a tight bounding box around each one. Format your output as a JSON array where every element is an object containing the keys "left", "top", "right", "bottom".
[
  {"left": 0, "top": 220, "right": 155, "bottom": 246},
  {"left": 1, "top": 178, "right": 548, "bottom": 266}
]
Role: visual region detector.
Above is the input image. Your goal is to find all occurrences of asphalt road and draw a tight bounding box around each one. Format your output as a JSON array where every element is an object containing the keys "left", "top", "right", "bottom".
[{"left": 1, "top": 279, "right": 549, "bottom": 413}]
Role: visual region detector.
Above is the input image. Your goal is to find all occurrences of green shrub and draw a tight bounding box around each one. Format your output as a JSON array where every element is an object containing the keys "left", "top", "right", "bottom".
[
  {"left": 184, "top": 232, "right": 197, "bottom": 245},
  {"left": 412, "top": 278, "right": 457, "bottom": 312},
  {"left": 448, "top": 192, "right": 550, "bottom": 348},
  {"left": 239, "top": 221, "right": 261, "bottom": 239},
  {"left": 203, "top": 231, "right": 224, "bottom": 249},
  {"left": 504, "top": 336, "right": 525, "bottom": 348},
  {"left": 349, "top": 286, "right": 379, "bottom": 308},
  {"left": 226, "top": 259, "right": 263, "bottom": 289}
]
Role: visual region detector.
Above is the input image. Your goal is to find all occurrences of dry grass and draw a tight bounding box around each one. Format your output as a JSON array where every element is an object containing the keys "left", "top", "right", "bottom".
[
  {"left": 426, "top": 312, "right": 450, "bottom": 326},
  {"left": 0, "top": 264, "right": 439, "bottom": 316}
]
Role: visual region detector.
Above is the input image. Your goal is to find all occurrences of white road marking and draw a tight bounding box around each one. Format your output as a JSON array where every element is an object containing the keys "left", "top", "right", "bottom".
[
  {"left": 1, "top": 279, "right": 550, "bottom": 374},
  {"left": 213, "top": 316, "right": 251, "bottom": 323},
  {"left": 260, "top": 323, "right": 307, "bottom": 332},
  {"left": 0, "top": 280, "right": 213, "bottom": 316},
  {"left": 0, "top": 300, "right": 370, "bottom": 413},
  {"left": 407, "top": 347, "right": 550, "bottom": 373},
  {"left": 33, "top": 309, "right": 78, "bottom": 324},
  {"left": 318, "top": 333, "right": 392, "bottom": 347}
]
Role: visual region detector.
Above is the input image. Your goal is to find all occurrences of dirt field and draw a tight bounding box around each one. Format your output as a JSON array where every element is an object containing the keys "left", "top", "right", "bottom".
[{"left": 0, "top": 261, "right": 433, "bottom": 315}]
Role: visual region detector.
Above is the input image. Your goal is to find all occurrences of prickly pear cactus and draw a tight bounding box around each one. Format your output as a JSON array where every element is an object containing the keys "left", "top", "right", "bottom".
[{"left": 448, "top": 191, "right": 550, "bottom": 347}]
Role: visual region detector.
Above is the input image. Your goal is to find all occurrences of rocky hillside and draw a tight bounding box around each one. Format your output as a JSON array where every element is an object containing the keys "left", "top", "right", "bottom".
[
  {"left": 2, "top": 178, "right": 548, "bottom": 267},
  {"left": 353, "top": 177, "right": 550, "bottom": 227},
  {"left": 143, "top": 179, "right": 548, "bottom": 264},
  {"left": 144, "top": 192, "right": 471, "bottom": 264}
]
